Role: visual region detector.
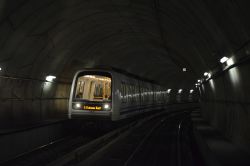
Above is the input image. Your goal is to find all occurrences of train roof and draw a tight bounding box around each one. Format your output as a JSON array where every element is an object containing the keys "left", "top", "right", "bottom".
[{"left": 80, "top": 67, "right": 159, "bottom": 85}]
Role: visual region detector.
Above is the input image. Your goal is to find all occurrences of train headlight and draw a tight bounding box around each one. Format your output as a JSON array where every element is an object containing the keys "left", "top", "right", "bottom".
[
  {"left": 104, "top": 103, "right": 110, "bottom": 110},
  {"left": 74, "top": 103, "right": 81, "bottom": 109}
]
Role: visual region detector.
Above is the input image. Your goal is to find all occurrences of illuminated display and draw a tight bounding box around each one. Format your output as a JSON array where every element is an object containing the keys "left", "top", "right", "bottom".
[{"left": 83, "top": 105, "right": 102, "bottom": 110}]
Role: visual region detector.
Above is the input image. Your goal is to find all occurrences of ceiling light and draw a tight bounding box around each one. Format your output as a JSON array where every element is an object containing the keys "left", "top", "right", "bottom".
[
  {"left": 220, "top": 57, "right": 229, "bottom": 63},
  {"left": 167, "top": 89, "right": 171, "bottom": 93},
  {"left": 182, "top": 68, "right": 187, "bottom": 72},
  {"left": 190, "top": 89, "right": 194, "bottom": 93},
  {"left": 0, "top": 67, "right": 2, "bottom": 71},
  {"left": 84, "top": 75, "right": 96, "bottom": 78},
  {"left": 178, "top": 89, "right": 182, "bottom": 93},
  {"left": 204, "top": 72, "right": 208, "bottom": 76},
  {"left": 197, "top": 80, "right": 201, "bottom": 83},
  {"left": 45, "top": 75, "right": 56, "bottom": 82}
]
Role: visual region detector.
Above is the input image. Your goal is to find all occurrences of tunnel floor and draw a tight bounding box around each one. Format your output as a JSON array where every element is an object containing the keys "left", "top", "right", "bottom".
[
  {"left": 191, "top": 109, "right": 250, "bottom": 166},
  {"left": 76, "top": 111, "right": 202, "bottom": 166},
  {"left": 2, "top": 108, "right": 250, "bottom": 166}
]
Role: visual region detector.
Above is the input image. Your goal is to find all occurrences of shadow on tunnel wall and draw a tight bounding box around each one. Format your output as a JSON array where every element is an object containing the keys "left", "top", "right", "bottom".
[
  {"left": 0, "top": 76, "right": 70, "bottom": 129},
  {"left": 0, "top": 0, "right": 72, "bottom": 130},
  {"left": 200, "top": 60, "right": 250, "bottom": 153}
]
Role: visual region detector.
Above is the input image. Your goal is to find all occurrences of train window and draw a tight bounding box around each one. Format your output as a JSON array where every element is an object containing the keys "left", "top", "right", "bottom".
[
  {"left": 75, "top": 74, "right": 111, "bottom": 101},
  {"left": 75, "top": 81, "right": 85, "bottom": 98},
  {"left": 127, "top": 84, "right": 131, "bottom": 102},
  {"left": 121, "top": 82, "right": 127, "bottom": 103},
  {"left": 93, "top": 83, "right": 103, "bottom": 99},
  {"left": 131, "top": 84, "right": 135, "bottom": 103}
]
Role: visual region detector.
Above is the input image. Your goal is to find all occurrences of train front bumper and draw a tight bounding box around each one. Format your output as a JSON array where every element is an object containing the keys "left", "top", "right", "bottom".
[{"left": 69, "top": 109, "right": 112, "bottom": 119}]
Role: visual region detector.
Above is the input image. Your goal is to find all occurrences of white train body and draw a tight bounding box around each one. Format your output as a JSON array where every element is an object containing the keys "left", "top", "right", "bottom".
[{"left": 68, "top": 69, "right": 168, "bottom": 121}]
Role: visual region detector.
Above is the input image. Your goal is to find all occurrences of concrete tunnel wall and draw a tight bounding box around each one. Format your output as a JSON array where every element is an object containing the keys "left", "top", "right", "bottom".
[
  {"left": 200, "top": 57, "right": 250, "bottom": 153},
  {"left": 0, "top": 74, "right": 196, "bottom": 129},
  {"left": 0, "top": 0, "right": 198, "bottom": 129},
  {"left": 0, "top": 76, "right": 71, "bottom": 129},
  {"left": 2, "top": 0, "right": 247, "bottom": 132}
]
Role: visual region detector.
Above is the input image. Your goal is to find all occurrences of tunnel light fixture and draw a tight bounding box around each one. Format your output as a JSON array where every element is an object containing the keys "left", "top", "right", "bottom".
[
  {"left": 167, "top": 89, "right": 172, "bottom": 93},
  {"left": 204, "top": 72, "right": 212, "bottom": 78},
  {"left": 0, "top": 67, "right": 1, "bottom": 71},
  {"left": 197, "top": 79, "right": 201, "bottom": 83},
  {"left": 226, "top": 58, "right": 234, "bottom": 66},
  {"left": 207, "top": 73, "right": 211, "bottom": 78},
  {"left": 190, "top": 89, "right": 194, "bottom": 93},
  {"left": 220, "top": 57, "right": 229, "bottom": 64},
  {"left": 195, "top": 83, "right": 201, "bottom": 87},
  {"left": 220, "top": 56, "right": 234, "bottom": 67},
  {"left": 178, "top": 89, "right": 183, "bottom": 94},
  {"left": 45, "top": 75, "right": 56, "bottom": 82},
  {"left": 182, "top": 68, "right": 187, "bottom": 72}
]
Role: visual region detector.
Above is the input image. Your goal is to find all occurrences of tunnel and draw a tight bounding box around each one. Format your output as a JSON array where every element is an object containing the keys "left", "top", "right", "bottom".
[{"left": 0, "top": 0, "right": 250, "bottom": 165}]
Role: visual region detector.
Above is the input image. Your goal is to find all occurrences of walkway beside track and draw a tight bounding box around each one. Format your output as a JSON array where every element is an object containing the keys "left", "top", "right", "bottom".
[{"left": 192, "top": 109, "right": 250, "bottom": 166}]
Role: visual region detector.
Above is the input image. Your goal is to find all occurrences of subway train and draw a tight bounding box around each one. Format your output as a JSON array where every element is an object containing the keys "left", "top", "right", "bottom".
[{"left": 68, "top": 68, "right": 169, "bottom": 121}]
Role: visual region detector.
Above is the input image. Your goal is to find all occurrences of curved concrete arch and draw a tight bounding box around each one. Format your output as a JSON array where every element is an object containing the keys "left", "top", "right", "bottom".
[{"left": 1, "top": 0, "right": 250, "bottom": 141}]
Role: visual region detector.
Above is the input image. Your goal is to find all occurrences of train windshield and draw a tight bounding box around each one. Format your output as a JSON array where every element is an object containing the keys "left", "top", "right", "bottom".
[{"left": 74, "top": 74, "right": 112, "bottom": 102}]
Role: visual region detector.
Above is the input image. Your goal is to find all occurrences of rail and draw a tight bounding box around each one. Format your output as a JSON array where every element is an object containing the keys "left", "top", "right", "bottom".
[
  {"left": 177, "top": 112, "right": 193, "bottom": 166},
  {"left": 48, "top": 110, "right": 172, "bottom": 166}
]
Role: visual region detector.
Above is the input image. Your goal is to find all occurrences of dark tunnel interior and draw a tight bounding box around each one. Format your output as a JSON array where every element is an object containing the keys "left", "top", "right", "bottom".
[{"left": 0, "top": 0, "right": 250, "bottom": 165}]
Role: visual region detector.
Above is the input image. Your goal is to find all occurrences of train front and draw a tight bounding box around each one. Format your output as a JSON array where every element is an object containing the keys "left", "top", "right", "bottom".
[{"left": 69, "top": 71, "right": 112, "bottom": 120}]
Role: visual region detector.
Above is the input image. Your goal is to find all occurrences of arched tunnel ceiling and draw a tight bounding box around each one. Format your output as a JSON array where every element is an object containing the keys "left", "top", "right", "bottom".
[{"left": 0, "top": 0, "right": 250, "bottom": 89}]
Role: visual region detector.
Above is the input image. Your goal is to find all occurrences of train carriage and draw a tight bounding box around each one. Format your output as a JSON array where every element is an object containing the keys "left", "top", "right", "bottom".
[{"left": 68, "top": 68, "right": 168, "bottom": 121}]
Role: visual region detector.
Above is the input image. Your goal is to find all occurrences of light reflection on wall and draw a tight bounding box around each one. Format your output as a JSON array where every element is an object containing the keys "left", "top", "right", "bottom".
[
  {"left": 43, "top": 82, "right": 53, "bottom": 93},
  {"left": 209, "top": 79, "right": 215, "bottom": 92},
  {"left": 228, "top": 67, "right": 241, "bottom": 87},
  {"left": 201, "top": 84, "right": 205, "bottom": 95}
]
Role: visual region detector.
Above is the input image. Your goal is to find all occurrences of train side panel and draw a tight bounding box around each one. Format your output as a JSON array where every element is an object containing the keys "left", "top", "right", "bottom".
[
  {"left": 117, "top": 74, "right": 141, "bottom": 120},
  {"left": 139, "top": 80, "right": 154, "bottom": 112},
  {"left": 110, "top": 71, "right": 121, "bottom": 121}
]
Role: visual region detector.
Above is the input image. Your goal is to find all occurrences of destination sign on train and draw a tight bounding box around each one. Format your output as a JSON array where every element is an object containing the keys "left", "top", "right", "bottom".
[{"left": 83, "top": 105, "right": 102, "bottom": 110}]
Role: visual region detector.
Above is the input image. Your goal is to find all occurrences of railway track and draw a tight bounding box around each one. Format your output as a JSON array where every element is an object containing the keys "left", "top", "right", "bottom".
[
  {"left": 2, "top": 109, "right": 202, "bottom": 166},
  {"left": 46, "top": 110, "right": 202, "bottom": 166},
  {"left": 76, "top": 111, "right": 196, "bottom": 166},
  {"left": 1, "top": 123, "right": 108, "bottom": 166},
  {"left": 48, "top": 111, "right": 166, "bottom": 166}
]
